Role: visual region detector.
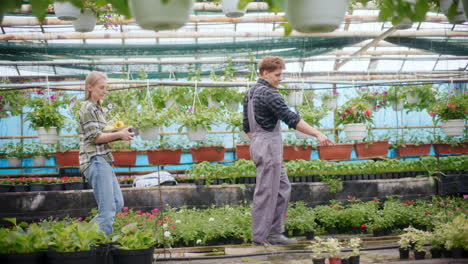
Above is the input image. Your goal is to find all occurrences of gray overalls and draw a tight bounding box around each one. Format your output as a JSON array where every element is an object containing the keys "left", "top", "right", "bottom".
[{"left": 247, "top": 87, "right": 292, "bottom": 243}]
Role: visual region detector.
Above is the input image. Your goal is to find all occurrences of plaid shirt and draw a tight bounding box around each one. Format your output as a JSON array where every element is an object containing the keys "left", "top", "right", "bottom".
[
  {"left": 243, "top": 78, "right": 301, "bottom": 133},
  {"left": 78, "top": 99, "right": 113, "bottom": 173}
]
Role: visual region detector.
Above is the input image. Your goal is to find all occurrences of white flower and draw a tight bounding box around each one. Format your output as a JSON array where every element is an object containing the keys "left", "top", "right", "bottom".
[
  {"left": 107, "top": 103, "right": 113, "bottom": 110},
  {"left": 175, "top": 220, "right": 181, "bottom": 223},
  {"left": 163, "top": 223, "right": 168, "bottom": 228},
  {"left": 164, "top": 231, "right": 171, "bottom": 238},
  {"left": 196, "top": 239, "right": 202, "bottom": 244},
  {"left": 208, "top": 217, "right": 214, "bottom": 222}
]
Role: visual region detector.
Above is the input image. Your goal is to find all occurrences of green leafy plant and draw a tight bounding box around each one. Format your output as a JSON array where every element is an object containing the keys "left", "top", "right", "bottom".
[
  {"left": 309, "top": 236, "right": 326, "bottom": 259},
  {"left": 176, "top": 107, "right": 219, "bottom": 132},
  {"left": 112, "top": 222, "right": 156, "bottom": 250},
  {"left": 428, "top": 92, "right": 468, "bottom": 122},
  {"left": 0, "top": 88, "right": 27, "bottom": 117},
  {"left": 297, "top": 105, "right": 327, "bottom": 127},
  {"left": 24, "top": 142, "right": 53, "bottom": 157},
  {"left": 0, "top": 219, "right": 49, "bottom": 254},
  {"left": 402, "top": 84, "right": 437, "bottom": 111},
  {"left": 336, "top": 98, "right": 373, "bottom": 125},
  {"left": 26, "top": 91, "right": 70, "bottom": 130},
  {"left": 136, "top": 108, "right": 175, "bottom": 129},
  {"left": 1, "top": 141, "right": 25, "bottom": 158}
]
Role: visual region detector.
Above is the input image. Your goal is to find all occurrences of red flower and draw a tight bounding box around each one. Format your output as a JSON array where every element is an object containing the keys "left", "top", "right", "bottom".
[
  {"left": 125, "top": 222, "right": 131, "bottom": 226},
  {"left": 373, "top": 199, "right": 379, "bottom": 203},
  {"left": 447, "top": 104, "right": 456, "bottom": 109},
  {"left": 348, "top": 196, "right": 355, "bottom": 200},
  {"left": 429, "top": 111, "right": 436, "bottom": 117},
  {"left": 425, "top": 211, "right": 430, "bottom": 215},
  {"left": 170, "top": 225, "right": 176, "bottom": 230},
  {"left": 151, "top": 208, "right": 159, "bottom": 214},
  {"left": 136, "top": 210, "right": 142, "bottom": 214},
  {"left": 285, "top": 214, "right": 289, "bottom": 218},
  {"left": 360, "top": 224, "right": 367, "bottom": 229},
  {"left": 364, "top": 109, "right": 372, "bottom": 117}
]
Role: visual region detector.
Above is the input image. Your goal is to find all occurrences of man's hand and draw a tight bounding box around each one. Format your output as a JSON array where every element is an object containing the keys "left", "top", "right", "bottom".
[{"left": 316, "top": 133, "right": 334, "bottom": 146}]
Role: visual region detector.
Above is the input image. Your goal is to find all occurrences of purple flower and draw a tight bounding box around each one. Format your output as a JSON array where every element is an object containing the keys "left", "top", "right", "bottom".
[
  {"left": 373, "top": 92, "right": 379, "bottom": 95},
  {"left": 383, "top": 91, "right": 388, "bottom": 95},
  {"left": 37, "top": 90, "right": 44, "bottom": 95},
  {"left": 359, "top": 86, "right": 365, "bottom": 91},
  {"left": 70, "top": 97, "right": 76, "bottom": 102},
  {"left": 332, "top": 90, "right": 339, "bottom": 95},
  {"left": 24, "top": 94, "right": 30, "bottom": 97},
  {"left": 47, "top": 95, "right": 56, "bottom": 100},
  {"left": 381, "top": 100, "right": 387, "bottom": 104},
  {"left": 107, "top": 14, "right": 112, "bottom": 18},
  {"left": 187, "top": 108, "right": 194, "bottom": 113},
  {"left": 0, "top": 96, "right": 2, "bottom": 102},
  {"left": 0, "top": 106, "right": 2, "bottom": 111},
  {"left": 455, "top": 87, "right": 460, "bottom": 90},
  {"left": 376, "top": 105, "right": 381, "bottom": 108}
]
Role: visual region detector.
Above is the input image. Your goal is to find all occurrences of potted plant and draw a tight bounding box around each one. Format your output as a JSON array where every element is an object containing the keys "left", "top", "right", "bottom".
[
  {"left": 428, "top": 93, "right": 467, "bottom": 137},
  {"left": 281, "top": 85, "right": 304, "bottom": 107},
  {"left": 393, "top": 133, "right": 432, "bottom": 157},
  {"left": 1, "top": 142, "right": 24, "bottom": 167},
  {"left": 403, "top": 84, "right": 436, "bottom": 111},
  {"left": 221, "top": 0, "right": 247, "bottom": 18},
  {"left": 136, "top": 108, "right": 173, "bottom": 141},
  {"left": 309, "top": 237, "right": 326, "bottom": 264},
  {"left": 295, "top": 105, "right": 327, "bottom": 139},
  {"left": 355, "top": 86, "right": 390, "bottom": 110},
  {"left": 0, "top": 89, "right": 27, "bottom": 117},
  {"left": 0, "top": 219, "right": 49, "bottom": 264},
  {"left": 317, "top": 137, "right": 353, "bottom": 160},
  {"left": 324, "top": 237, "right": 343, "bottom": 264},
  {"left": 177, "top": 107, "right": 219, "bottom": 141},
  {"left": 319, "top": 90, "right": 339, "bottom": 109},
  {"left": 128, "top": 0, "right": 193, "bottom": 31},
  {"left": 56, "top": 138, "right": 80, "bottom": 166},
  {"left": 336, "top": 98, "right": 373, "bottom": 141},
  {"left": 26, "top": 91, "right": 70, "bottom": 144},
  {"left": 54, "top": 1, "right": 81, "bottom": 21},
  {"left": 348, "top": 237, "right": 361, "bottom": 264},
  {"left": 428, "top": 232, "right": 444, "bottom": 258},
  {"left": 282, "top": 135, "right": 313, "bottom": 161},
  {"left": 146, "top": 135, "right": 184, "bottom": 165},
  {"left": 354, "top": 134, "right": 389, "bottom": 158},
  {"left": 397, "top": 233, "right": 411, "bottom": 259},
  {"left": 111, "top": 222, "right": 156, "bottom": 264},
  {"left": 24, "top": 142, "right": 52, "bottom": 167},
  {"left": 190, "top": 139, "right": 226, "bottom": 162},
  {"left": 109, "top": 141, "right": 137, "bottom": 166},
  {"left": 225, "top": 111, "right": 251, "bottom": 159},
  {"left": 433, "top": 135, "right": 467, "bottom": 155},
  {"left": 384, "top": 85, "right": 406, "bottom": 111}
]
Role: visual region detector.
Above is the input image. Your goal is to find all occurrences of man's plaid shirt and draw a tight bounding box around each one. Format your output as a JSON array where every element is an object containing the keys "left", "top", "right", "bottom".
[
  {"left": 78, "top": 99, "right": 114, "bottom": 173},
  {"left": 243, "top": 78, "right": 301, "bottom": 133}
]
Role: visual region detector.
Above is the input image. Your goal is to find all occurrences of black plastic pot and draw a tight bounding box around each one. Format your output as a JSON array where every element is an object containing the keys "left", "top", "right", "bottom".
[
  {"left": 312, "top": 258, "right": 325, "bottom": 264},
  {"left": 304, "top": 231, "right": 315, "bottom": 240},
  {"left": 341, "top": 257, "right": 350, "bottom": 264},
  {"left": 12, "top": 184, "right": 30, "bottom": 192},
  {"left": 112, "top": 247, "right": 154, "bottom": 264},
  {"left": 442, "top": 248, "right": 452, "bottom": 258},
  {"left": 47, "top": 183, "right": 65, "bottom": 191},
  {"left": 64, "top": 182, "right": 84, "bottom": 190},
  {"left": 452, "top": 247, "right": 464, "bottom": 258},
  {"left": 0, "top": 252, "right": 45, "bottom": 264},
  {"left": 399, "top": 248, "right": 409, "bottom": 259},
  {"left": 47, "top": 250, "right": 97, "bottom": 264},
  {"left": 96, "top": 243, "right": 115, "bottom": 264},
  {"left": 0, "top": 184, "right": 12, "bottom": 192},
  {"left": 30, "top": 183, "right": 47, "bottom": 192},
  {"left": 430, "top": 248, "right": 442, "bottom": 258},
  {"left": 349, "top": 255, "right": 360, "bottom": 264},
  {"left": 414, "top": 250, "right": 426, "bottom": 260}
]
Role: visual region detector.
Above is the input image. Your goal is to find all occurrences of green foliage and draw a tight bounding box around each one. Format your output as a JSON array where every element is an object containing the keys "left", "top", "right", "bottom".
[
  {"left": 176, "top": 107, "right": 219, "bottom": 131},
  {"left": 402, "top": 84, "right": 437, "bottom": 111},
  {"left": 136, "top": 108, "right": 175, "bottom": 129},
  {"left": 0, "top": 222, "right": 49, "bottom": 254},
  {"left": 336, "top": 98, "right": 373, "bottom": 125},
  {"left": 1, "top": 141, "right": 25, "bottom": 158},
  {"left": 47, "top": 220, "right": 106, "bottom": 252},
  {"left": 26, "top": 91, "right": 71, "bottom": 130},
  {"left": 297, "top": 105, "right": 327, "bottom": 127},
  {"left": 224, "top": 110, "right": 243, "bottom": 131},
  {"left": 23, "top": 142, "right": 54, "bottom": 157},
  {"left": 112, "top": 222, "right": 156, "bottom": 250},
  {"left": 428, "top": 92, "right": 468, "bottom": 121},
  {"left": 0, "top": 89, "right": 27, "bottom": 117}
]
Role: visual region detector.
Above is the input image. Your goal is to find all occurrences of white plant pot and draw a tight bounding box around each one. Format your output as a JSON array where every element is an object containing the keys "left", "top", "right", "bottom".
[
  {"left": 54, "top": 1, "right": 81, "bottom": 21},
  {"left": 391, "top": 100, "right": 405, "bottom": 111},
  {"left": 239, "top": 131, "right": 250, "bottom": 142},
  {"left": 343, "top": 123, "right": 366, "bottom": 141},
  {"left": 33, "top": 156, "right": 47, "bottom": 167},
  {"left": 395, "top": 18, "right": 413, "bottom": 30},
  {"left": 37, "top": 127, "right": 59, "bottom": 144},
  {"left": 207, "top": 96, "right": 221, "bottom": 108},
  {"left": 226, "top": 101, "right": 239, "bottom": 111},
  {"left": 406, "top": 93, "right": 422, "bottom": 104},
  {"left": 187, "top": 125, "right": 207, "bottom": 141},
  {"left": 287, "top": 91, "right": 303, "bottom": 107},
  {"left": 7, "top": 157, "right": 21, "bottom": 167},
  {"left": 443, "top": 119, "right": 465, "bottom": 136},
  {"left": 463, "top": 0, "right": 468, "bottom": 20},
  {"left": 440, "top": 0, "right": 466, "bottom": 23},
  {"left": 129, "top": 0, "right": 193, "bottom": 31},
  {"left": 165, "top": 97, "right": 177, "bottom": 108},
  {"left": 284, "top": 0, "right": 348, "bottom": 33},
  {"left": 140, "top": 126, "right": 160, "bottom": 141},
  {"left": 73, "top": 9, "right": 97, "bottom": 32},
  {"left": 295, "top": 130, "right": 310, "bottom": 139},
  {"left": 323, "top": 98, "right": 338, "bottom": 109},
  {"left": 2, "top": 102, "right": 11, "bottom": 111},
  {"left": 221, "top": 0, "right": 247, "bottom": 18}
]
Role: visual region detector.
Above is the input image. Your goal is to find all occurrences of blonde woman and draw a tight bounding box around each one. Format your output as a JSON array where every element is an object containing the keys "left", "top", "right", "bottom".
[{"left": 78, "top": 71, "right": 134, "bottom": 235}]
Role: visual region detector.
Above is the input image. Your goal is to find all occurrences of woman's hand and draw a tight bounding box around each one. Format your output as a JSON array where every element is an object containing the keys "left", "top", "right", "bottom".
[{"left": 120, "top": 127, "right": 135, "bottom": 141}]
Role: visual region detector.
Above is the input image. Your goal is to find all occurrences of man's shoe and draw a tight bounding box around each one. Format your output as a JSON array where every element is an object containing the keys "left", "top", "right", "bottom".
[
  {"left": 252, "top": 241, "right": 271, "bottom": 246},
  {"left": 267, "top": 233, "right": 298, "bottom": 245}
]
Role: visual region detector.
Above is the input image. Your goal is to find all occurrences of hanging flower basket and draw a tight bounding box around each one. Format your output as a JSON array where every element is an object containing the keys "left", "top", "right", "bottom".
[
  {"left": 287, "top": 91, "right": 303, "bottom": 107},
  {"left": 354, "top": 141, "right": 389, "bottom": 158},
  {"left": 191, "top": 146, "right": 225, "bottom": 162},
  {"left": 55, "top": 150, "right": 79, "bottom": 166},
  {"left": 37, "top": 127, "right": 59, "bottom": 144},
  {"left": 343, "top": 123, "right": 366, "bottom": 141},
  {"left": 129, "top": 0, "right": 193, "bottom": 31},
  {"left": 72, "top": 9, "right": 97, "bottom": 33},
  {"left": 187, "top": 125, "right": 207, "bottom": 141},
  {"left": 391, "top": 100, "right": 405, "bottom": 111},
  {"left": 140, "top": 126, "right": 160, "bottom": 141},
  {"left": 318, "top": 143, "right": 353, "bottom": 160},
  {"left": 283, "top": 145, "right": 313, "bottom": 161},
  {"left": 33, "top": 156, "right": 47, "bottom": 167},
  {"left": 112, "top": 150, "right": 137, "bottom": 166},
  {"left": 226, "top": 101, "right": 239, "bottom": 111},
  {"left": 235, "top": 144, "right": 251, "bottom": 160},
  {"left": 54, "top": 1, "right": 81, "bottom": 21},
  {"left": 395, "top": 18, "right": 413, "bottom": 30},
  {"left": 221, "top": 0, "right": 247, "bottom": 18},
  {"left": 433, "top": 143, "right": 468, "bottom": 155},
  {"left": 147, "top": 148, "right": 182, "bottom": 165},
  {"left": 443, "top": 119, "right": 465, "bottom": 136},
  {"left": 396, "top": 143, "right": 431, "bottom": 157},
  {"left": 7, "top": 157, "right": 21, "bottom": 167},
  {"left": 207, "top": 96, "right": 221, "bottom": 108},
  {"left": 284, "top": 0, "right": 348, "bottom": 33},
  {"left": 406, "top": 93, "right": 422, "bottom": 104},
  {"left": 323, "top": 98, "right": 338, "bottom": 109},
  {"left": 440, "top": 0, "right": 466, "bottom": 24}
]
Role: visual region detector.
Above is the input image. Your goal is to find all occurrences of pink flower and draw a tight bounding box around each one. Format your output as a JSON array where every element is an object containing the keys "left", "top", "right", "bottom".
[
  {"left": 448, "top": 211, "right": 454, "bottom": 215},
  {"left": 376, "top": 105, "right": 381, "bottom": 108},
  {"left": 0, "top": 107, "right": 2, "bottom": 111},
  {"left": 125, "top": 222, "right": 132, "bottom": 226},
  {"left": 70, "top": 97, "right": 76, "bottom": 102},
  {"left": 447, "top": 104, "right": 456, "bottom": 109},
  {"left": 136, "top": 210, "right": 142, "bottom": 214},
  {"left": 170, "top": 225, "right": 176, "bottom": 230},
  {"left": 187, "top": 108, "right": 194, "bottom": 113},
  {"left": 373, "top": 92, "right": 379, "bottom": 95},
  {"left": 332, "top": 90, "right": 339, "bottom": 95},
  {"left": 0, "top": 96, "right": 3, "bottom": 102},
  {"left": 122, "top": 207, "right": 129, "bottom": 212},
  {"left": 37, "top": 90, "right": 44, "bottom": 95},
  {"left": 438, "top": 201, "right": 444, "bottom": 205},
  {"left": 364, "top": 109, "right": 372, "bottom": 117},
  {"left": 149, "top": 215, "right": 155, "bottom": 219},
  {"left": 456, "top": 207, "right": 460, "bottom": 211},
  {"left": 360, "top": 224, "right": 367, "bottom": 229},
  {"left": 77, "top": 217, "right": 83, "bottom": 221},
  {"left": 429, "top": 111, "right": 436, "bottom": 117},
  {"left": 383, "top": 91, "right": 388, "bottom": 95},
  {"left": 359, "top": 86, "right": 365, "bottom": 91},
  {"left": 46, "top": 95, "right": 56, "bottom": 100},
  {"left": 136, "top": 215, "right": 141, "bottom": 218},
  {"left": 381, "top": 100, "right": 387, "bottom": 104},
  {"left": 151, "top": 208, "right": 159, "bottom": 214}
]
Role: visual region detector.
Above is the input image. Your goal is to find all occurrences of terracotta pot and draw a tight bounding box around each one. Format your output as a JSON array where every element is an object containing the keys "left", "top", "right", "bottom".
[
  {"left": 283, "top": 145, "right": 313, "bottom": 161},
  {"left": 317, "top": 143, "right": 353, "bottom": 160},
  {"left": 235, "top": 144, "right": 251, "bottom": 160},
  {"left": 397, "top": 143, "right": 431, "bottom": 157},
  {"left": 329, "top": 257, "right": 342, "bottom": 264},
  {"left": 433, "top": 143, "right": 467, "bottom": 155},
  {"left": 191, "top": 146, "right": 225, "bottom": 162},
  {"left": 112, "top": 150, "right": 137, "bottom": 166},
  {"left": 55, "top": 150, "right": 79, "bottom": 166},
  {"left": 147, "top": 148, "right": 182, "bottom": 165},
  {"left": 354, "top": 141, "right": 389, "bottom": 158}
]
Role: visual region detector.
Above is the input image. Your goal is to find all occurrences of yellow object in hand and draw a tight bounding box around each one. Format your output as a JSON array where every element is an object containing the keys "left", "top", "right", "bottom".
[{"left": 114, "top": 121, "right": 125, "bottom": 128}]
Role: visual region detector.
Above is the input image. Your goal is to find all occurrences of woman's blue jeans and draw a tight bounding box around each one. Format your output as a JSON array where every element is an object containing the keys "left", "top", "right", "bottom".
[{"left": 83, "top": 155, "right": 124, "bottom": 235}]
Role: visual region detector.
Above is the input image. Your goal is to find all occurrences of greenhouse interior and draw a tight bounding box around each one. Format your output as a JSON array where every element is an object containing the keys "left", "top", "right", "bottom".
[{"left": 0, "top": 0, "right": 467, "bottom": 263}]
